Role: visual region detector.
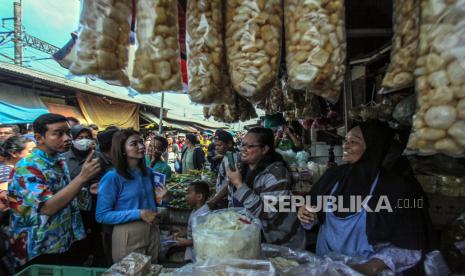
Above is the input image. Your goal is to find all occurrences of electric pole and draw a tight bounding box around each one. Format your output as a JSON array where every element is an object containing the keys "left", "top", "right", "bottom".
[{"left": 13, "top": 0, "right": 22, "bottom": 65}]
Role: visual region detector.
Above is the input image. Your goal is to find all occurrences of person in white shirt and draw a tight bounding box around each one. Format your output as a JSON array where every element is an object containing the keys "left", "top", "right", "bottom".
[{"left": 175, "top": 181, "right": 210, "bottom": 261}]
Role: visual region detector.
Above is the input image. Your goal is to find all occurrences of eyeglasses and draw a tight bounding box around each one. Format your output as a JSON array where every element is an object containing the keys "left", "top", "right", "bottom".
[{"left": 240, "top": 143, "right": 263, "bottom": 151}]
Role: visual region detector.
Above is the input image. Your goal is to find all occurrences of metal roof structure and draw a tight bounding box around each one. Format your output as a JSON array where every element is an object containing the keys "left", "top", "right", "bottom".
[
  {"left": 0, "top": 61, "right": 162, "bottom": 107},
  {"left": 0, "top": 61, "right": 228, "bottom": 129}
]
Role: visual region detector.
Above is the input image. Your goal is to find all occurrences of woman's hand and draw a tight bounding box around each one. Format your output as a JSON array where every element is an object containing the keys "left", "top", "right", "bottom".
[
  {"left": 226, "top": 167, "right": 242, "bottom": 189},
  {"left": 155, "top": 186, "right": 168, "bottom": 199},
  {"left": 297, "top": 205, "right": 317, "bottom": 224},
  {"left": 140, "top": 209, "right": 160, "bottom": 225},
  {"left": 175, "top": 238, "right": 193, "bottom": 247}
]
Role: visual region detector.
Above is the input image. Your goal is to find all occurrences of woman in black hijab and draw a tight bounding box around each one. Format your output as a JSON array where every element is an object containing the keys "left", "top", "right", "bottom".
[{"left": 298, "top": 121, "right": 431, "bottom": 275}]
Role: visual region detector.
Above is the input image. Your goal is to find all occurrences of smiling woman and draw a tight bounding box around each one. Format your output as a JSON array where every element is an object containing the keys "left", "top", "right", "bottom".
[
  {"left": 299, "top": 121, "right": 433, "bottom": 275},
  {"left": 96, "top": 128, "right": 161, "bottom": 264},
  {"left": 224, "top": 127, "right": 305, "bottom": 250}
]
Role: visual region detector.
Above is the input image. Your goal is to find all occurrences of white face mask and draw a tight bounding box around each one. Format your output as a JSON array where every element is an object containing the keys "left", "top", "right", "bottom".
[{"left": 73, "top": 139, "right": 93, "bottom": 151}]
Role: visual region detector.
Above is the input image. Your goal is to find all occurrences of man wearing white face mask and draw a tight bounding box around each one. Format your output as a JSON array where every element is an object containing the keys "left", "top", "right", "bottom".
[{"left": 63, "top": 125, "right": 102, "bottom": 265}]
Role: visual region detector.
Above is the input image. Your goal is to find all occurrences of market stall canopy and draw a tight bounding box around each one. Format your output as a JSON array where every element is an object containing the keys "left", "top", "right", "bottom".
[
  {"left": 140, "top": 111, "right": 197, "bottom": 132},
  {"left": 0, "top": 62, "right": 162, "bottom": 108},
  {"left": 76, "top": 92, "right": 139, "bottom": 130},
  {"left": 166, "top": 112, "right": 228, "bottom": 130},
  {"left": 0, "top": 82, "right": 49, "bottom": 124},
  {"left": 43, "top": 102, "right": 88, "bottom": 125}
]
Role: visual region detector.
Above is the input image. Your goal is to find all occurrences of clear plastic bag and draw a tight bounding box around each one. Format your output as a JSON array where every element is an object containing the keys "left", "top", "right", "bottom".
[
  {"left": 261, "top": 243, "right": 321, "bottom": 265},
  {"left": 295, "top": 91, "right": 321, "bottom": 120},
  {"left": 284, "top": 261, "right": 362, "bottom": 276},
  {"left": 406, "top": 0, "right": 465, "bottom": 156},
  {"left": 203, "top": 93, "right": 257, "bottom": 123},
  {"left": 103, "top": 252, "right": 151, "bottom": 275},
  {"left": 131, "top": 0, "right": 183, "bottom": 93},
  {"left": 70, "top": 0, "right": 131, "bottom": 86},
  {"left": 192, "top": 208, "right": 262, "bottom": 262},
  {"left": 392, "top": 94, "right": 417, "bottom": 126},
  {"left": 172, "top": 258, "right": 276, "bottom": 276},
  {"left": 262, "top": 80, "right": 285, "bottom": 114},
  {"left": 285, "top": 0, "right": 347, "bottom": 102},
  {"left": 381, "top": 0, "right": 420, "bottom": 92},
  {"left": 187, "top": 0, "right": 228, "bottom": 104},
  {"left": 424, "top": 250, "right": 451, "bottom": 276},
  {"left": 225, "top": 0, "right": 282, "bottom": 102}
]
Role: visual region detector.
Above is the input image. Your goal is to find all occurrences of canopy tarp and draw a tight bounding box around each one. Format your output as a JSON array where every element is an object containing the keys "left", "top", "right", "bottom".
[
  {"left": 140, "top": 111, "right": 197, "bottom": 132},
  {"left": 44, "top": 102, "right": 88, "bottom": 125},
  {"left": 0, "top": 83, "right": 48, "bottom": 124},
  {"left": 76, "top": 92, "right": 139, "bottom": 130}
]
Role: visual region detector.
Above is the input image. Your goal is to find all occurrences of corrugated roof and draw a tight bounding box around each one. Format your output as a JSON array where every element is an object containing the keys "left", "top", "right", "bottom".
[
  {"left": 0, "top": 62, "right": 162, "bottom": 107},
  {"left": 166, "top": 112, "right": 228, "bottom": 130}
]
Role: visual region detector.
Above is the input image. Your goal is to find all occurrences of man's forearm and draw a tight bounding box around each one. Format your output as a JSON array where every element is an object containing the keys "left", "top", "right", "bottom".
[
  {"left": 207, "top": 184, "right": 228, "bottom": 209},
  {"left": 40, "top": 175, "right": 86, "bottom": 216}
]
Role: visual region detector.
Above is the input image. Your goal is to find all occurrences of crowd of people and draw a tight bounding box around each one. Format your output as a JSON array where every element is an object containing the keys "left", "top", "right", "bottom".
[{"left": 0, "top": 113, "right": 432, "bottom": 275}]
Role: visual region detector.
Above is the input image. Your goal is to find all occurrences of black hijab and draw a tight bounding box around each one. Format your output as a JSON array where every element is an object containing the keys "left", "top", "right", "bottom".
[{"left": 310, "top": 121, "right": 432, "bottom": 251}]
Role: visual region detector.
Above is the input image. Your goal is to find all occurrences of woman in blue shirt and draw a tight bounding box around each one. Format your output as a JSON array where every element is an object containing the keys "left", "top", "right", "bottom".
[{"left": 96, "top": 129, "right": 160, "bottom": 264}]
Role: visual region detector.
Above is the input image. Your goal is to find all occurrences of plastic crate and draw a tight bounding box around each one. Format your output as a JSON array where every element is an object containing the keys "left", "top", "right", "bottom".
[{"left": 16, "top": 265, "right": 107, "bottom": 276}]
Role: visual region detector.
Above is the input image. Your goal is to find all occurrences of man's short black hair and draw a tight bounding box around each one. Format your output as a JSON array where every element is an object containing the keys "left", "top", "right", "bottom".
[
  {"left": 153, "top": 136, "right": 168, "bottom": 151},
  {"left": 0, "top": 124, "right": 20, "bottom": 134},
  {"left": 33, "top": 113, "right": 68, "bottom": 136},
  {"left": 214, "top": 130, "right": 234, "bottom": 144},
  {"left": 97, "top": 127, "right": 119, "bottom": 153},
  {"left": 88, "top": 124, "right": 99, "bottom": 131},
  {"left": 190, "top": 181, "right": 210, "bottom": 202}
]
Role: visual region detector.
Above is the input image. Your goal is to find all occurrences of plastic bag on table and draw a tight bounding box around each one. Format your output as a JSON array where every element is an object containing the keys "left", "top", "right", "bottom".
[
  {"left": 284, "top": 261, "right": 362, "bottom": 276},
  {"left": 172, "top": 258, "right": 276, "bottom": 276},
  {"left": 285, "top": 0, "right": 347, "bottom": 102},
  {"left": 225, "top": 0, "right": 282, "bottom": 103},
  {"left": 130, "top": 0, "right": 182, "bottom": 93},
  {"left": 423, "top": 250, "right": 451, "bottom": 276},
  {"left": 192, "top": 208, "right": 262, "bottom": 262},
  {"left": 103, "top": 252, "right": 151, "bottom": 275},
  {"left": 262, "top": 243, "right": 322, "bottom": 265},
  {"left": 381, "top": 0, "right": 420, "bottom": 92},
  {"left": 187, "top": 0, "right": 228, "bottom": 105},
  {"left": 276, "top": 149, "right": 298, "bottom": 165},
  {"left": 70, "top": 0, "right": 131, "bottom": 86},
  {"left": 296, "top": 151, "right": 310, "bottom": 167},
  {"left": 405, "top": 0, "right": 465, "bottom": 157}
]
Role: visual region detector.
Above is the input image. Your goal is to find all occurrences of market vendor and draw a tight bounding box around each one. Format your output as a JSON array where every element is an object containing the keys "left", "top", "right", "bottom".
[
  {"left": 297, "top": 121, "right": 431, "bottom": 275},
  {"left": 225, "top": 127, "right": 305, "bottom": 249},
  {"left": 96, "top": 129, "right": 160, "bottom": 264}
]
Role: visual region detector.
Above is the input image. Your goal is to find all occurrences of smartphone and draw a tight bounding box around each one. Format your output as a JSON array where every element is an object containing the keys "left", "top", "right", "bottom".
[{"left": 226, "top": 151, "right": 236, "bottom": 171}]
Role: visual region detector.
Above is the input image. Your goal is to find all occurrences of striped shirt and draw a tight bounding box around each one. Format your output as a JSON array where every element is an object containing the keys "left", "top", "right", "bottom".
[{"left": 217, "top": 158, "right": 304, "bottom": 248}]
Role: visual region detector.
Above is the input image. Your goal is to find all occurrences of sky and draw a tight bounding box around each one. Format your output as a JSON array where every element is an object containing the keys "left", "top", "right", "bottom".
[{"left": 0, "top": 0, "right": 213, "bottom": 120}]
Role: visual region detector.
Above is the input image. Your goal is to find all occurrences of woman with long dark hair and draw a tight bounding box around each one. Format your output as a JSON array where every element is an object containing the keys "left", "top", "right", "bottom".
[
  {"left": 96, "top": 129, "right": 160, "bottom": 264},
  {"left": 226, "top": 127, "right": 305, "bottom": 249}
]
